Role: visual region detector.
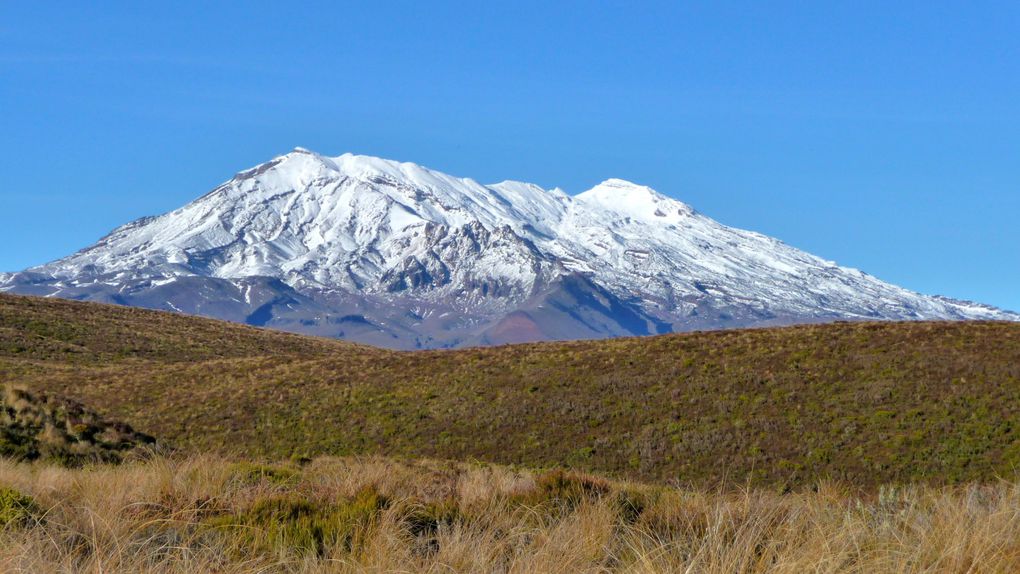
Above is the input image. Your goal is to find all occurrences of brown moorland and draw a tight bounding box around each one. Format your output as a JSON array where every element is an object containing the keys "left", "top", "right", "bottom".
[{"left": 2, "top": 292, "right": 1020, "bottom": 489}]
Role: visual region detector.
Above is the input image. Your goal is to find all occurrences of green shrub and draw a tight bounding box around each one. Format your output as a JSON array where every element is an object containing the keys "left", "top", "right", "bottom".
[
  {"left": 228, "top": 462, "right": 299, "bottom": 486},
  {"left": 616, "top": 487, "right": 651, "bottom": 524},
  {"left": 208, "top": 486, "right": 388, "bottom": 557},
  {"left": 512, "top": 469, "right": 611, "bottom": 512},
  {"left": 0, "top": 486, "right": 39, "bottom": 528},
  {"left": 404, "top": 498, "right": 461, "bottom": 537}
]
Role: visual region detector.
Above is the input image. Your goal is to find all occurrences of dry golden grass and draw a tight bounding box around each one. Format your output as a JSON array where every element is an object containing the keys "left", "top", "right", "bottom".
[{"left": 1, "top": 454, "right": 1020, "bottom": 573}]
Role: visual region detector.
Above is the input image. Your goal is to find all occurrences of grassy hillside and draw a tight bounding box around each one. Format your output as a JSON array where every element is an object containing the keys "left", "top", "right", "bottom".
[
  {"left": 3, "top": 454, "right": 1019, "bottom": 573},
  {"left": 3, "top": 293, "right": 1020, "bottom": 488},
  {"left": 0, "top": 291, "right": 354, "bottom": 364}
]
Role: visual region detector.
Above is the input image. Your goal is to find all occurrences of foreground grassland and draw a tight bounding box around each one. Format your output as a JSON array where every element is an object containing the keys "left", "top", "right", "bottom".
[
  {"left": 3, "top": 294, "right": 1020, "bottom": 488},
  {"left": 2, "top": 454, "right": 1020, "bottom": 573}
]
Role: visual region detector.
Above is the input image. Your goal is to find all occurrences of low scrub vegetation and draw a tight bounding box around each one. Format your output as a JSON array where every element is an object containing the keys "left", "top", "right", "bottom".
[
  {"left": 0, "top": 385, "right": 155, "bottom": 465},
  {"left": 4, "top": 294, "right": 1020, "bottom": 487},
  {"left": 2, "top": 454, "right": 1020, "bottom": 572}
]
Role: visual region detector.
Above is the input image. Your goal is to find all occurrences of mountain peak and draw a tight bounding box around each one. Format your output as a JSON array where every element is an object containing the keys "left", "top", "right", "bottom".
[
  {"left": 243, "top": 150, "right": 451, "bottom": 195},
  {"left": 4, "top": 149, "right": 1016, "bottom": 349},
  {"left": 579, "top": 178, "right": 666, "bottom": 201},
  {"left": 575, "top": 179, "right": 694, "bottom": 220},
  {"left": 597, "top": 177, "right": 648, "bottom": 189}
]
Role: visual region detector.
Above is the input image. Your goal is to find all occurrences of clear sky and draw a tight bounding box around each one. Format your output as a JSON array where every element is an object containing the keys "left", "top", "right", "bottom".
[{"left": 2, "top": 2, "right": 1018, "bottom": 311}]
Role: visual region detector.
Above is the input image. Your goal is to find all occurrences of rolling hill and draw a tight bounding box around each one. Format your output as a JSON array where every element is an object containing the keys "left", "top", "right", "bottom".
[{"left": 3, "top": 292, "right": 1020, "bottom": 488}]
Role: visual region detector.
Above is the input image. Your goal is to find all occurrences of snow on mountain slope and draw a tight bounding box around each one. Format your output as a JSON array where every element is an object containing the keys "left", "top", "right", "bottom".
[
  {"left": 39, "top": 150, "right": 553, "bottom": 292},
  {"left": 547, "top": 178, "right": 1006, "bottom": 324},
  {"left": 2, "top": 148, "right": 1015, "bottom": 348}
]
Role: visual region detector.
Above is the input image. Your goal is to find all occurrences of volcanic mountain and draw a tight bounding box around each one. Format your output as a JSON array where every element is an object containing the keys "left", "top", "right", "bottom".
[{"left": 2, "top": 148, "right": 1015, "bottom": 348}]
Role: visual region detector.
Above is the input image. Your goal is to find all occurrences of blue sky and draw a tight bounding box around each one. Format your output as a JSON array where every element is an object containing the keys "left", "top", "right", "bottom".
[{"left": 2, "top": 2, "right": 1018, "bottom": 311}]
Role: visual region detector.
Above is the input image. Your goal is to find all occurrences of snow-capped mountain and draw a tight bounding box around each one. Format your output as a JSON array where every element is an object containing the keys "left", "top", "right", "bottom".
[{"left": 3, "top": 147, "right": 1016, "bottom": 348}]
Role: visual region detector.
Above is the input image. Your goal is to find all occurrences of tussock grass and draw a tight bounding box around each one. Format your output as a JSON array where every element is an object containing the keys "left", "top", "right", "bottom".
[{"left": 1, "top": 455, "right": 1020, "bottom": 572}]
